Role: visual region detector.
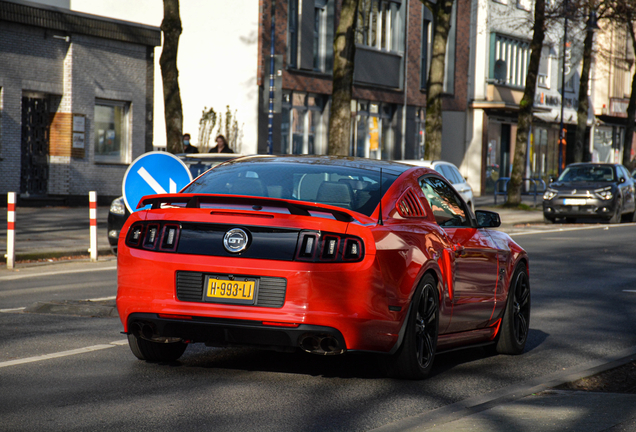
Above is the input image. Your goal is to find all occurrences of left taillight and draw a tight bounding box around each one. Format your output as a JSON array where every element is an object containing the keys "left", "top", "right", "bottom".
[
  {"left": 296, "top": 231, "right": 364, "bottom": 263},
  {"left": 125, "top": 222, "right": 181, "bottom": 253}
]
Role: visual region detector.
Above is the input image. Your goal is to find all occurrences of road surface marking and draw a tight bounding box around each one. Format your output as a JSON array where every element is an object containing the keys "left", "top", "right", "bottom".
[
  {"left": 624, "top": 290, "right": 636, "bottom": 293},
  {"left": 0, "top": 340, "right": 128, "bottom": 369},
  {"left": 0, "top": 307, "right": 25, "bottom": 313},
  {"left": 137, "top": 167, "right": 177, "bottom": 194},
  {"left": 86, "top": 296, "right": 116, "bottom": 301},
  {"left": 509, "top": 224, "right": 633, "bottom": 237},
  {"left": 0, "top": 266, "right": 116, "bottom": 281}
]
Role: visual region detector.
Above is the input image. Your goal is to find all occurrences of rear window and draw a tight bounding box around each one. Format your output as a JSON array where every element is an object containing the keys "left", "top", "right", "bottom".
[{"left": 182, "top": 161, "right": 398, "bottom": 216}]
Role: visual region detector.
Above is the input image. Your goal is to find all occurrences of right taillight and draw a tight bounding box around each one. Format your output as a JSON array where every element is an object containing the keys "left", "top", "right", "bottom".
[{"left": 296, "top": 231, "right": 364, "bottom": 263}]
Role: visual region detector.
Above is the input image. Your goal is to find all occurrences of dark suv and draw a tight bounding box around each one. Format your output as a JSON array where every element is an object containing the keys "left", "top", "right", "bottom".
[
  {"left": 107, "top": 153, "right": 243, "bottom": 254},
  {"left": 543, "top": 162, "right": 636, "bottom": 223}
]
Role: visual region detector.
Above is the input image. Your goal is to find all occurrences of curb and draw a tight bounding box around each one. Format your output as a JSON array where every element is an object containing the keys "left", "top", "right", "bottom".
[
  {"left": 1, "top": 247, "right": 113, "bottom": 264},
  {"left": 371, "top": 346, "right": 636, "bottom": 432}
]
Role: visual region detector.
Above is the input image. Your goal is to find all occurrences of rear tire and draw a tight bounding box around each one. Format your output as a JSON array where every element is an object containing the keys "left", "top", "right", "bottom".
[
  {"left": 387, "top": 274, "right": 439, "bottom": 380},
  {"left": 496, "top": 263, "right": 530, "bottom": 355},
  {"left": 127, "top": 333, "right": 187, "bottom": 362}
]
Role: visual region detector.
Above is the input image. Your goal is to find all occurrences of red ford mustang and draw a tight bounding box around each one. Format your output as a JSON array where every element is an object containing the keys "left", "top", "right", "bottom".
[{"left": 116, "top": 155, "right": 530, "bottom": 379}]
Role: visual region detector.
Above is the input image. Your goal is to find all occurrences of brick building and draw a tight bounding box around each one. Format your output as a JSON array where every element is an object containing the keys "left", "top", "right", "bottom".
[
  {"left": 0, "top": 0, "right": 160, "bottom": 204},
  {"left": 256, "top": 0, "right": 469, "bottom": 162}
]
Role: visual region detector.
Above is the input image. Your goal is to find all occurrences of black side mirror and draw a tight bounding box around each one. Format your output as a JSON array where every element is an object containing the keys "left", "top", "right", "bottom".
[
  {"left": 619, "top": 177, "right": 626, "bottom": 184},
  {"left": 475, "top": 210, "right": 501, "bottom": 228},
  {"left": 549, "top": 176, "right": 556, "bottom": 183}
]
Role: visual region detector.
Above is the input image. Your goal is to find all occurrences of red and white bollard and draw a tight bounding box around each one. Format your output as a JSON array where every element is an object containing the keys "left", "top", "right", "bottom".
[
  {"left": 6, "top": 192, "right": 16, "bottom": 270},
  {"left": 89, "top": 191, "right": 98, "bottom": 262}
]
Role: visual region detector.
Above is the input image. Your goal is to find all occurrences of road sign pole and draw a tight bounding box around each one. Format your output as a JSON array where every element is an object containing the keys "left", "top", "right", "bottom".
[
  {"left": 89, "top": 191, "right": 98, "bottom": 262},
  {"left": 6, "top": 192, "right": 15, "bottom": 269}
]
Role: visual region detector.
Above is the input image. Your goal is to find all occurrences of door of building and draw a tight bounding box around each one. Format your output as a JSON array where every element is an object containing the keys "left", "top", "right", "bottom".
[{"left": 20, "top": 96, "right": 50, "bottom": 195}]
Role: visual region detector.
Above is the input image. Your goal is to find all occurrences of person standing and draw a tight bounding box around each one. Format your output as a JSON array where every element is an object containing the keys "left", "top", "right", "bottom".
[
  {"left": 182, "top": 133, "right": 199, "bottom": 153},
  {"left": 209, "top": 135, "right": 234, "bottom": 153}
]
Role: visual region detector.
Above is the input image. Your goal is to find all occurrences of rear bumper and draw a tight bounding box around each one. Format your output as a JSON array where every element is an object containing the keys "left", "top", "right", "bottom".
[
  {"left": 116, "top": 247, "right": 405, "bottom": 353},
  {"left": 127, "top": 312, "right": 347, "bottom": 354}
]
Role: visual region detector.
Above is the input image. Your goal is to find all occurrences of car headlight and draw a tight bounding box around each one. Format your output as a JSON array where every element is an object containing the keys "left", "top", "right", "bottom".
[
  {"left": 543, "top": 188, "right": 558, "bottom": 200},
  {"left": 109, "top": 197, "right": 126, "bottom": 215},
  {"left": 594, "top": 186, "right": 613, "bottom": 200}
]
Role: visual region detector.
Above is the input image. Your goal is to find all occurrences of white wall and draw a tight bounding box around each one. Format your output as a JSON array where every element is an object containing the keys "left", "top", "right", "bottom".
[{"left": 70, "top": 0, "right": 259, "bottom": 153}]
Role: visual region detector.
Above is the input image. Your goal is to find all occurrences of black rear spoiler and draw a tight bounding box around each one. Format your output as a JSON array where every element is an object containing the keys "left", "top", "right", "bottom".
[{"left": 137, "top": 193, "right": 362, "bottom": 223}]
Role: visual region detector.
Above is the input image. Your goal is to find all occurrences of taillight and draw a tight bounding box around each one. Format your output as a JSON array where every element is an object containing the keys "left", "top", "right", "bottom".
[
  {"left": 126, "top": 221, "right": 181, "bottom": 253},
  {"left": 296, "top": 231, "right": 364, "bottom": 262}
]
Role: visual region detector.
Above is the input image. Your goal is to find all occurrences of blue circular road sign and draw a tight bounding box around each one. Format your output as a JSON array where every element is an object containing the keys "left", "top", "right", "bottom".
[{"left": 122, "top": 152, "right": 192, "bottom": 212}]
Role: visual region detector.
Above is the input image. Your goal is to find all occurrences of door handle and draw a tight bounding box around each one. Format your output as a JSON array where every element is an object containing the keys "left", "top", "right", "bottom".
[{"left": 452, "top": 244, "right": 465, "bottom": 257}]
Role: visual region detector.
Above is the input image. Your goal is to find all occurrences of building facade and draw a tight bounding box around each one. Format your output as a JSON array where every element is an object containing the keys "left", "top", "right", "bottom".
[
  {"left": 0, "top": 0, "right": 160, "bottom": 203},
  {"left": 256, "top": 0, "right": 469, "bottom": 162}
]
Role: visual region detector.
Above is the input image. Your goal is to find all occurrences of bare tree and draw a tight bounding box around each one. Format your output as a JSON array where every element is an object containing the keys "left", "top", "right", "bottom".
[
  {"left": 160, "top": 0, "right": 184, "bottom": 154},
  {"left": 423, "top": 0, "right": 454, "bottom": 161},
  {"left": 507, "top": 0, "right": 546, "bottom": 205},
  {"left": 327, "top": 0, "right": 360, "bottom": 156},
  {"left": 572, "top": 1, "right": 598, "bottom": 163},
  {"left": 624, "top": 21, "right": 636, "bottom": 169}
]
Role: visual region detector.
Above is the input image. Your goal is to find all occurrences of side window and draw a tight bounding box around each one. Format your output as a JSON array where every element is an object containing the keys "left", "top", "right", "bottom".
[
  {"left": 448, "top": 166, "right": 465, "bottom": 184},
  {"left": 419, "top": 176, "right": 470, "bottom": 227}
]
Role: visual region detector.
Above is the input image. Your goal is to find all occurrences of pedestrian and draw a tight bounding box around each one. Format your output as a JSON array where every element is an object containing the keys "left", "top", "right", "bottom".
[
  {"left": 209, "top": 135, "right": 234, "bottom": 153},
  {"left": 182, "top": 133, "right": 199, "bottom": 154}
]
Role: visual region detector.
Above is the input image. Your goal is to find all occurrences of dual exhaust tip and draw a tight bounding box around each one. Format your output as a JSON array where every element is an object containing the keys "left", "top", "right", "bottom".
[
  {"left": 129, "top": 321, "right": 181, "bottom": 344},
  {"left": 299, "top": 334, "right": 344, "bottom": 355}
]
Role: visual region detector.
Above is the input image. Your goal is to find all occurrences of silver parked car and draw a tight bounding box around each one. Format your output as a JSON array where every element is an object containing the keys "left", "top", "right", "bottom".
[{"left": 400, "top": 160, "right": 475, "bottom": 211}]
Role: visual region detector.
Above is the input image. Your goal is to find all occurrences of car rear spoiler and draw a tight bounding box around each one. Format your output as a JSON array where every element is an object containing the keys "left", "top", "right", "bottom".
[{"left": 136, "top": 193, "right": 364, "bottom": 224}]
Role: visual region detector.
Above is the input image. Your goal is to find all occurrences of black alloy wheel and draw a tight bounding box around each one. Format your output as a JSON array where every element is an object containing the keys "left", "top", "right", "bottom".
[
  {"left": 388, "top": 274, "right": 439, "bottom": 379},
  {"left": 496, "top": 264, "right": 531, "bottom": 355}
]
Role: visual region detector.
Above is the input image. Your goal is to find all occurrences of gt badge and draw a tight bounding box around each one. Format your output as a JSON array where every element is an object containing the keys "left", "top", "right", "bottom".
[{"left": 223, "top": 228, "right": 249, "bottom": 253}]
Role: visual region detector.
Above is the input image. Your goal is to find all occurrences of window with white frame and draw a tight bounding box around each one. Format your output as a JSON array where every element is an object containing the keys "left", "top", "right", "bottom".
[
  {"left": 356, "top": 0, "right": 404, "bottom": 53},
  {"left": 490, "top": 34, "right": 531, "bottom": 88},
  {"left": 538, "top": 45, "right": 551, "bottom": 89},
  {"left": 281, "top": 92, "right": 327, "bottom": 155},
  {"left": 94, "top": 99, "right": 130, "bottom": 163},
  {"left": 516, "top": 0, "right": 531, "bottom": 11}
]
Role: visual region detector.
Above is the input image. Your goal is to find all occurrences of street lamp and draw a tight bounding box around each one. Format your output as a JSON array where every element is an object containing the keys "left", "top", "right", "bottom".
[{"left": 558, "top": 0, "right": 570, "bottom": 175}]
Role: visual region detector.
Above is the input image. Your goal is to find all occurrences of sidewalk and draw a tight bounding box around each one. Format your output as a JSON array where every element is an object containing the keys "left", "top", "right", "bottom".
[{"left": 0, "top": 205, "right": 112, "bottom": 262}]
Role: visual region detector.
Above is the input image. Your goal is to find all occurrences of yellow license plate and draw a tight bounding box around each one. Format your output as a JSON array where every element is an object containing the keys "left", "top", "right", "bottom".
[{"left": 203, "top": 276, "right": 256, "bottom": 305}]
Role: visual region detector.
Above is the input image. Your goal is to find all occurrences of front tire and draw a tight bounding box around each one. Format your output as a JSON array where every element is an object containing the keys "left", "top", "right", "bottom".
[
  {"left": 496, "top": 263, "right": 531, "bottom": 355},
  {"left": 608, "top": 201, "right": 622, "bottom": 224},
  {"left": 388, "top": 274, "right": 439, "bottom": 379},
  {"left": 127, "top": 333, "right": 187, "bottom": 362}
]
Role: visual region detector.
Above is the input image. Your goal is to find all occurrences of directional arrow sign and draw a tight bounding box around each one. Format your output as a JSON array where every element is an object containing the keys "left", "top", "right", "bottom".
[{"left": 122, "top": 152, "right": 193, "bottom": 213}]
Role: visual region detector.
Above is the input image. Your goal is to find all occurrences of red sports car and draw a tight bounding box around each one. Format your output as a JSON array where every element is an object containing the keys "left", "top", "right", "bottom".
[{"left": 116, "top": 156, "right": 530, "bottom": 379}]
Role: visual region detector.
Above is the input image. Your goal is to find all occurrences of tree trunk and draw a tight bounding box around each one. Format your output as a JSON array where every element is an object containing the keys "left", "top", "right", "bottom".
[
  {"left": 507, "top": 0, "right": 545, "bottom": 205},
  {"left": 327, "top": 0, "right": 359, "bottom": 156},
  {"left": 160, "top": 0, "right": 184, "bottom": 155},
  {"left": 423, "top": 0, "right": 454, "bottom": 161},
  {"left": 573, "top": 22, "right": 594, "bottom": 163},
  {"left": 623, "top": 22, "right": 636, "bottom": 169}
]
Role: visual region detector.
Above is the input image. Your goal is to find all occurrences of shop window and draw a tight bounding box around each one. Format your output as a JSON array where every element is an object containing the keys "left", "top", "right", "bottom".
[
  {"left": 288, "top": 0, "right": 334, "bottom": 73},
  {"left": 490, "top": 33, "right": 531, "bottom": 88},
  {"left": 352, "top": 101, "right": 396, "bottom": 160},
  {"left": 94, "top": 99, "right": 130, "bottom": 164},
  {"left": 356, "top": 0, "right": 404, "bottom": 54},
  {"left": 281, "top": 92, "right": 327, "bottom": 155}
]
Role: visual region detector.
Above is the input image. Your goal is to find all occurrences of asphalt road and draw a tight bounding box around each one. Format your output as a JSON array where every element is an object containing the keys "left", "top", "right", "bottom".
[{"left": 1, "top": 223, "right": 635, "bottom": 431}]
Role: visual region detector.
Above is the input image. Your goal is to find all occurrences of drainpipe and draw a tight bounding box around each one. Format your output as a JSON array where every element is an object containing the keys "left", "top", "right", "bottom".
[
  {"left": 401, "top": 0, "right": 410, "bottom": 160},
  {"left": 267, "top": 0, "right": 276, "bottom": 155}
]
